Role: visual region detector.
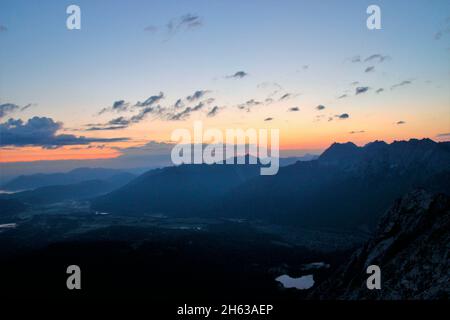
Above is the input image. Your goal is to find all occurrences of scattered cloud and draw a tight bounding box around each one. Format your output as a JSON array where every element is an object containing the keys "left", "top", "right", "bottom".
[
  {"left": 279, "top": 93, "right": 291, "bottom": 101},
  {"left": 391, "top": 80, "right": 412, "bottom": 90},
  {"left": 336, "top": 113, "right": 350, "bottom": 119},
  {"left": 436, "top": 132, "right": 450, "bottom": 138},
  {"left": 135, "top": 92, "right": 164, "bottom": 107},
  {"left": 174, "top": 99, "right": 184, "bottom": 109},
  {"left": 186, "top": 90, "right": 209, "bottom": 102},
  {"left": 349, "top": 130, "right": 365, "bottom": 134},
  {"left": 0, "top": 117, "right": 128, "bottom": 148},
  {"left": 375, "top": 88, "right": 384, "bottom": 94},
  {"left": 167, "top": 14, "right": 203, "bottom": 34},
  {"left": 168, "top": 102, "right": 205, "bottom": 120},
  {"left": 0, "top": 103, "right": 19, "bottom": 118},
  {"left": 264, "top": 117, "right": 273, "bottom": 121},
  {"left": 226, "top": 71, "right": 248, "bottom": 79},
  {"left": 396, "top": 121, "right": 406, "bottom": 125},
  {"left": 0, "top": 103, "right": 34, "bottom": 118},
  {"left": 350, "top": 81, "right": 359, "bottom": 86},
  {"left": 316, "top": 105, "right": 326, "bottom": 111},
  {"left": 350, "top": 55, "right": 361, "bottom": 63},
  {"left": 288, "top": 107, "right": 300, "bottom": 112},
  {"left": 98, "top": 100, "right": 129, "bottom": 114},
  {"left": 434, "top": 18, "right": 450, "bottom": 40},
  {"left": 85, "top": 125, "right": 128, "bottom": 131},
  {"left": 355, "top": 86, "right": 370, "bottom": 95},
  {"left": 365, "top": 66, "right": 375, "bottom": 73},
  {"left": 207, "top": 106, "right": 220, "bottom": 117},
  {"left": 237, "top": 99, "right": 262, "bottom": 111},
  {"left": 364, "top": 54, "right": 389, "bottom": 63},
  {"left": 338, "top": 94, "right": 348, "bottom": 99}
]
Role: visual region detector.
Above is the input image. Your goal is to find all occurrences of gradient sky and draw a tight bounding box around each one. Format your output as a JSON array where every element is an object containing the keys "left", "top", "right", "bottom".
[{"left": 0, "top": 0, "right": 449, "bottom": 167}]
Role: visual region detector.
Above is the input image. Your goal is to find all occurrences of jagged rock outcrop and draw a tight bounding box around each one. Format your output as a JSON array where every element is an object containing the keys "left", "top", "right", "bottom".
[{"left": 310, "top": 189, "right": 450, "bottom": 299}]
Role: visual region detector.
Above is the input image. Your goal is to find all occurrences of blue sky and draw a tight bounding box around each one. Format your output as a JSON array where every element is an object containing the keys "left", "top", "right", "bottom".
[{"left": 0, "top": 0, "right": 449, "bottom": 168}]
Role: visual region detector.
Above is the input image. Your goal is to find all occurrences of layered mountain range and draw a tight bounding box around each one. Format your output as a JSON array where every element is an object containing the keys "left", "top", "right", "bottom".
[{"left": 91, "top": 138, "right": 450, "bottom": 229}]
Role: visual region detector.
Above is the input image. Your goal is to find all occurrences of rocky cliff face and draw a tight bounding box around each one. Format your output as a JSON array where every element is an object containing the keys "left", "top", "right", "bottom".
[{"left": 311, "top": 189, "right": 450, "bottom": 300}]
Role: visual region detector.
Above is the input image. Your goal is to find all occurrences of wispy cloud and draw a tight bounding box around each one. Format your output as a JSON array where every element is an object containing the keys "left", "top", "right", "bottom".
[
  {"left": 391, "top": 80, "right": 412, "bottom": 90},
  {"left": 135, "top": 92, "right": 164, "bottom": 107},
  {"left": 396, "top": 120, "right": 406, "bottom": 125},
  {"left": 98, "top": 100, "right": 129, "bottom": 114},
  {"left": 167, "top": 14, "right": 203, "bottom": 34},
  {"left": 365, "top": 66, "right": 375, "bottom": 73},
  {"left": 0, "top": 102, "right": 34, "bottom": 118},
  {"left": 349, "top": 130, "right": 365, "bottom": 134},
  {"left": 237, "top": 99, "right": 262, "bottom": 111},
  {"left": 207, "top": 106, "right": 220, "bottom": 117},
  {"left": 375, "top": 88, "right": 384, "bottom": 94},
  {"left": 355, "top": 86, "right": 370, "bottom": 95},
  {"left": 364, "top": 54, "right": 389, "bottom": 63},
  {"left": 226, "top": 71, "right": 248, "bottom": 79},
  {"left": 186, "top": 90, "right": 210, "bottom": 102},
  {"left": 264, "top": 117, "right": 273, "bottom": 121}
]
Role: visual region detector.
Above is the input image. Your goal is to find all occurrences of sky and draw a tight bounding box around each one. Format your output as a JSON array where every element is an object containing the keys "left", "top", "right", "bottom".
[{"left": 0, "top": 0, "right": 449, "bottom": 174}]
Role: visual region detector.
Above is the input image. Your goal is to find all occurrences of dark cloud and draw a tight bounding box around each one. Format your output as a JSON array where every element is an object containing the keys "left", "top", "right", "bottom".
[
  {"left": 207, "top": 106, "right": 220, "bottom": 117},
  {"left": 227, "top": 71, "right": 248, "bottom": 79},
  {"left": 391, "top": 80, "right": 412, "bottom": 90},
  {"left": 376, "top": 88, "right": 384, "bottom": 94},
  {"left": 316, "top": 105, "right": 326, "bottom": 110},
  {"left": 349, "top": 130, "right": 365, "bottom": 134},
  {"left": 396, "top": 121, "right": 406, "bottom": 125},
  {"left": 186, "top": 90, "right": 209, "bottom": 102},
  {"left": 365, "top": 66, "right": 375, "bottom": 73},
  {"left": 288, "top": 107, "right": 300, "bottom": 112},
  {"left": 99, "top": 100, "right": 129, "bottom": 114},
  {"left": 264, "top": 117, "right": 273, "bottom": 121},
  {"left": 364, "top": 54, "right": 389, "bottom": 63},
  {"left": 355, "top": 86, "right": 370, "bottom": 95},
  {"left": 135, "top": 92, "right": 164, "bottom": 107},
  {"left": 336, "top": 113, "right": 350, "bottom": 119},
  {"left": 0, "top": 117, "right": 128, "bottom": 148}
]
